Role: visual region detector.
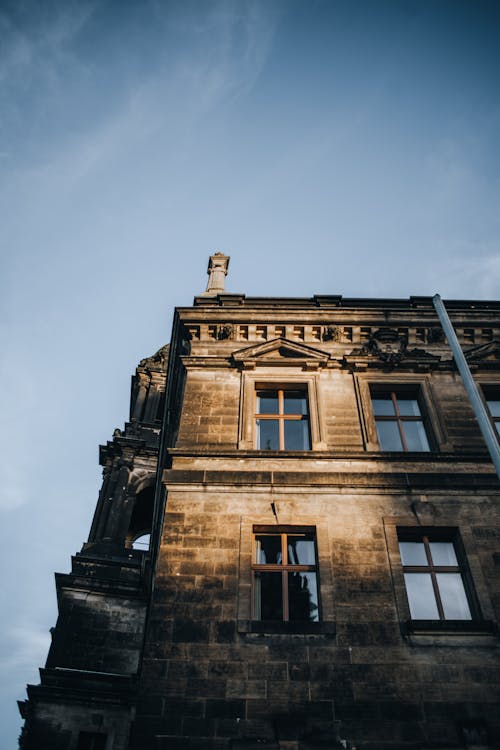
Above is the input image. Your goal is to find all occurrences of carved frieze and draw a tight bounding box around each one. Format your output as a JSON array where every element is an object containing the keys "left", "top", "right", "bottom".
[
  {"left": 344, "top": 327, "right": 441, "bottom": 370},
  {"left": 322, "top": 325, "right": 342, "bottom": 342}
]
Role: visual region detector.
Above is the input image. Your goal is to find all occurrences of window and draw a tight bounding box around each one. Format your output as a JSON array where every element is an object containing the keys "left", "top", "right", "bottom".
[
  {"left": 371, "top": 388, "right": 430, "bottom": 451},
  {"left": 76, "top": 732, "right": 107, "bottom": 750},
  {"left": 486, "top": 397, "right": 500, "bottom": 437},
  {"left": 399, "top": 532, "right": 472, "bottom": 620},
  {"left": 252, "top": 527, "right": 319, "bottom": 622},
  {"left": 132, "top": 532, "right": 150, "bottom": 550},
  {"left": 255, "top": 388, "right": 311, "bottom": 450}
]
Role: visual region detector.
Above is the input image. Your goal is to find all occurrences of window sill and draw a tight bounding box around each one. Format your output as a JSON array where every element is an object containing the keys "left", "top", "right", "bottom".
[
  {"left": 401, "top": 620, "right": 498, "bottom": 646},
  {"left": 402, "top": 619, "right": 497, "bottom": 634},
  {"left": 238, "top": 620, "right": 335, "bottom": 636}
]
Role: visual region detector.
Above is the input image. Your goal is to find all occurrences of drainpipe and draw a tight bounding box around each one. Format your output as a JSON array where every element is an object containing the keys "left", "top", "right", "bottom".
[{"left": 432, "top": 294, "right": 500, "bottom": 480}]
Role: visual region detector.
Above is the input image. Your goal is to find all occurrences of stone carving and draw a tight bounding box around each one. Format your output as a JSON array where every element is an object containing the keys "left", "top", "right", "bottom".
[
  {"left": 427, "top": 327, "right": 445, "bottom": 343},
  {"left": 125, "top": 421, "right": 143, "bottom": 438},
  {"left": 216, "top": 324, "right": 233, "bottom": 340},
  {"left": 139, "top": 344, "right": 170, "bottom": 369},
  {"left": 322, "top": 325, "right": 342, "bottom": 342},
  {"left": 348, "top": 328, "right": 440, "bottom": 367},
  {"left": 464, "top": 340, "right": 500, "bottom": 364},
  {"left": 361, "top": 328, "right": 408, "bottom": 365}
]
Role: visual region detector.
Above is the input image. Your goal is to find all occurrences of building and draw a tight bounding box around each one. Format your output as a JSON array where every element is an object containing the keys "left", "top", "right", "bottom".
[{"left": 19, "top": 254, "right": 500, "bottom": 750}]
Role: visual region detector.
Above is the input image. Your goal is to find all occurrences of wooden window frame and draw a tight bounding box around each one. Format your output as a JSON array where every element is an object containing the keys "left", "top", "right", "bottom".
[
  {"left": 372, "top": 388, "right": 430, "bottom": 452},
  {"left": 399, "top": 532, "right": 471, "bottom": 621},
  {"left": 254, "top": 387, "right": 311, "bottom": 450},
  {"left": 238, "top": 372, "right": 327, "bottom": 450},
  {"left": 251, "top": 525, "right": 319, "bottom": 622},
  {"left": 354, "top": 375, "right": 449, "bottom": 452},
  {"left": 383, "top": 518, "right": 496, "bottom": 636}
]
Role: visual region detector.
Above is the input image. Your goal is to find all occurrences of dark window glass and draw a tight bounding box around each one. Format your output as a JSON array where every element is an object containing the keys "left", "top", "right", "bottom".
[
  {"left": 283, "top": 391, "right": 309, "bottom": 415},
  {"left": 287, "top": 535, "right": 316, "bottom": 565},
  {"left": 376, "top": 421, "right": 403, "bottom": 451},
  {"left": 372, "top": 398, "right": 395, "bottom": 416},
  {"left": 77, "top": 733, "right": 107, "bottom": 750},
  {"left": 254, "top": 572, "right": 283, "bottom": 620},
  {"left": 256, "top": 419, "right": 279, "bottom": 450},
  {"left": 397, "top": 399, "right": 421, "bottom": 417},
  {"left": 404, "top": 421, "right": 430, "bottom": 451},
  {"left": 284, "top": 419, "right": 310, "bottom": 450},
  {"left": 399, "top": 533, "right": 472, "bottom": 621},
  {"left": 256, "top": 390, "right": 279, "bottom": 414},
  {"left": 255, "top": 388, "right": 311, "bottom": 450},
  {"left": 252, "top": 529, "right": 319, "bottom": 622},
  {"left": 288, "top": 571, "right": 319, "bottom": 621},
  {"left": 372, "top": 390, "right": 430, "bottom": 452},
  {"left": 255, "top": 535, "right": 282, "bottom": 564},
  {"left": 487, "top": 399, "right": 500, "bottom": 417}
]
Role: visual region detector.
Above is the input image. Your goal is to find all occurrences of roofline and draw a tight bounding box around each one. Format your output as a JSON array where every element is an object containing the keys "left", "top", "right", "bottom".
[{"left": 189, "top": 293, "right": 500, "bottom": 311}]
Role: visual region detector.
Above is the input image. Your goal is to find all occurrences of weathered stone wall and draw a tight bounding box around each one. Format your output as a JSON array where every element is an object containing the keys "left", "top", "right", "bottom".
[
  {"left": 176, "top": 370, "right": 240, "bottom": 448},
  {"left": 133, "top": 479, "right": 500, "bottom": 749},
  {"left": 46, "top": 587, "right": 147, "bottom": 674}
]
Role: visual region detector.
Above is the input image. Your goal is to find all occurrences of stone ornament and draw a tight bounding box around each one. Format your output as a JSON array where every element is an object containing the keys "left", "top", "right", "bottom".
[{"left": 203, "top": 251, "right": 230, "bottom": 295}]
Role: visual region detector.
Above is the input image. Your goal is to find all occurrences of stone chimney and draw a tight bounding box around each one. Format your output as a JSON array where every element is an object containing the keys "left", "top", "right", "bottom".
[{"left": 203, "top": 251, "right": 230, "bottom": 295}]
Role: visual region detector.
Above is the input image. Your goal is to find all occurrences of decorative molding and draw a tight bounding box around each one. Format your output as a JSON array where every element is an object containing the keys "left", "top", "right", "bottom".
[
  {"left": 232, "top": 337, "right": 330, "bottom": 370},
  {"left": 464, "top": 340, "right": 500, "bottom": 368},
  {"left": 138, "top": 344, "right": 170, "bottom": 370},
  {"left": 344, "top": 327, "right": 441, "bottom": 370}
]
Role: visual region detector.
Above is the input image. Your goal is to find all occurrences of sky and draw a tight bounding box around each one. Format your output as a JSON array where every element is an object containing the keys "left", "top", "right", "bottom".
[{"left": 1, "top": 0, "right": 499, "bottom": 745}]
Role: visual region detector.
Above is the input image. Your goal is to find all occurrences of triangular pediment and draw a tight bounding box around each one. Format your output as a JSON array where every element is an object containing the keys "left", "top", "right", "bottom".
[
  {"left": 232, "top": 337, "right": 330, "bottom": 369},
  {"left": 464, "top": 340, "right": 500, "bottom": 364}
]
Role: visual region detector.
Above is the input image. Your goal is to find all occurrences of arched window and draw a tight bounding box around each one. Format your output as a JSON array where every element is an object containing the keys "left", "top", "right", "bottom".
[
  {"left": 132, "top": 533, "right": 150, "bottom": 551},
  {"left": 126, "top": 485, "right": 154, "bottom": 549}
]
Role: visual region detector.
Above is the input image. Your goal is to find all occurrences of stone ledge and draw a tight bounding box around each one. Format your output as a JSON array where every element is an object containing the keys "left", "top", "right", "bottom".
[
  {"left": 163, "top": 468, "right": 499, "bottom": 489},
  {"left": 237, "top": 620, "right": 336, "bottom": 637}
]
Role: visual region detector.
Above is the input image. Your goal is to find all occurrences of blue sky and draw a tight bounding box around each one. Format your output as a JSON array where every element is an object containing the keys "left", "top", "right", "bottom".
[{"left": 1, "top": 0, "right": 499, "bottom": 745}]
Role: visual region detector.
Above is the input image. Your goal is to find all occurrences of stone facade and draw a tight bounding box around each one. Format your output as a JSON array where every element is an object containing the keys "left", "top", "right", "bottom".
[{"left": 20, "top": 263, "right": 500, "bottom": 750}]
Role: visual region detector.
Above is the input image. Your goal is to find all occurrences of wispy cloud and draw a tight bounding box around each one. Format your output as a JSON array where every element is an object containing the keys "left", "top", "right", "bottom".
[
  {"left": 0, "top": 625, "right": 50, "bottom": 675},
  {"left": 436, "top": 251, "right": 500, "bottom": 299}
]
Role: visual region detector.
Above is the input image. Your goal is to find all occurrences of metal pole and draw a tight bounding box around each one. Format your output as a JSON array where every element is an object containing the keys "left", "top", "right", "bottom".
[{"left": 432, "top": 294, "right": 500, "bottom": 479}]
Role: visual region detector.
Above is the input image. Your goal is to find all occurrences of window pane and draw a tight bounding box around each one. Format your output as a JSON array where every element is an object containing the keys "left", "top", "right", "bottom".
[
  {"left": 256, "top": 419, "right": 279, "bottom": 449},
  {"left": 376, "top": 420, "right": 403, "bottom": 450},
  {"left": 287, "top": 535, "right": 316, "bottom": 565},
  {"left": 284, "top": 419, "right": 311, "bottom": 450},
  {"left": 404, "top": 573, "right": 439, "bottom": 619},
  {"left": 496, "top": 422, "right": 500, "bottom": 437},
  {"left": 487, "top": 399, "right": 500, "bottom": 417},
  {"left": 397, "top": 399, "right": 421, "bottom": 417},
  {"left": 283, "top": 391, "right": 308, "bottom": 415},
  {"left": 436, "top": 573, "right": 472, "bottom": 620},
  {"left": 403, "top": 421, "right": 430, "bottom": 451},
  {"left": 254, "top": 572, "right": 283, "bottom": 620},
  {"left": 255, "top": 535, "right": 282, "bottom": 564},
  {"left": 399, "top": 541, "right": 427, "bottom": 566},
  {"left": 132, "top": 533, "right": 150, "bottom": 550},
  {"left": 256, "top": 391, "right": 279, "bottom": 414},
  {"left": 372, "top": 398, "right": 395, "bottom": 416},
  {"left": 429, "top": 542, "right": 458, "bottom": 566},
  {"left": 288, "top": 572, "right": 319, "bottom": 621}
]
